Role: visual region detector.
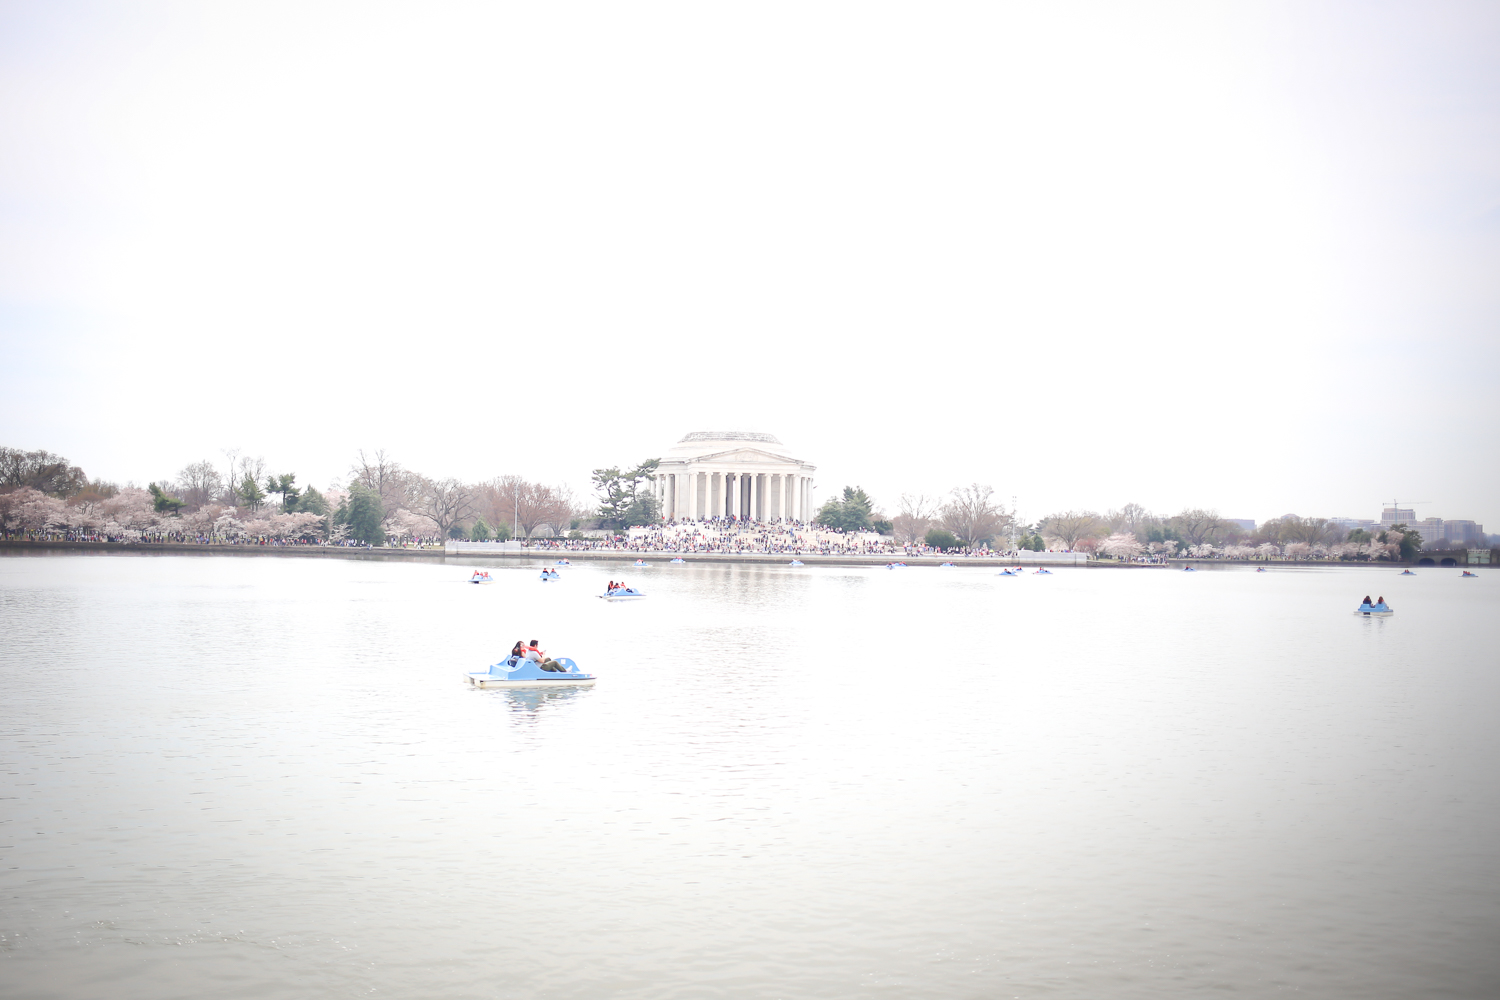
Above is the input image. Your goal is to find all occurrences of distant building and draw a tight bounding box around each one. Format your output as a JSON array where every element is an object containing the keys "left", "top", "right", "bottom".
[
  {"left": 1381, "top": 506, "right": 1417, "bottom": 526},
  {"left": 1439, "top": 519, "right": 1485, "bottom": 546},
  {"left": 1225, "top": 518, "right": 1256, "bottom": 531},
  {"left": 1331, "top": 517, "right": 1377, "bottom": 534},
  {"left": 1372, "top": 507, "right": 1485, "bottom": 547}
]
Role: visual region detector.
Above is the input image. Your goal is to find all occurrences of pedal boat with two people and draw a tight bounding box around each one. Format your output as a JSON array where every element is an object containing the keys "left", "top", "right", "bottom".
[
  {"left": 465, "top": 655, "right": 595, "bottom": 689},
  {"left": 539, "top": 569, "right": 561, "bottom": 581},
  {"left": 669, "top": 557, "right": 686, "bottom": 564},
  {"left": 789, "top": 559, "right": 805, "bottom": 567},
  {"left": 1400, "top": 569, "right": 1416, "bottom": 576},
  {"left": 468, "top": 570, "right": 494, "bottom": 584},
  {"left": 632, "top": 559, "right": 651, "bottom": 568},
  {"left": 1355, "top": 598, "right": 1394, "bottom": 617},
  {"left": 600, "top": 585, "right": 647, "bottom": 601},
  {"left": 1462, "top": 570, "right": 1478, "bottom": 578}
]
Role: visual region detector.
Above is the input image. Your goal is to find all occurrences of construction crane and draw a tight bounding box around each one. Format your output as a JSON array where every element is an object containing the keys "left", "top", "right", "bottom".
[{"left": 1382, "top": 500, "right": 1432, "bottom": 524}]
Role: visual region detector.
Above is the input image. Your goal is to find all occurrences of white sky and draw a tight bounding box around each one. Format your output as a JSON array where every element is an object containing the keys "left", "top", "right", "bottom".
[{"left": 2, "top": 1, "right": 1497, "bottom": 527}]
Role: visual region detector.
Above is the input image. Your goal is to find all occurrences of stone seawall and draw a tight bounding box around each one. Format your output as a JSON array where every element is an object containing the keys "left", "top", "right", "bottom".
[{"left": 0, "top": 540, "right": 445, "bottom": 560}]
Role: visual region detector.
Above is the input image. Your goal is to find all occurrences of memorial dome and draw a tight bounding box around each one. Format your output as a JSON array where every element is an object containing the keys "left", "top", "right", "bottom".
[{"left": 666, "top": 431, "right": 795, "bottom": 460}]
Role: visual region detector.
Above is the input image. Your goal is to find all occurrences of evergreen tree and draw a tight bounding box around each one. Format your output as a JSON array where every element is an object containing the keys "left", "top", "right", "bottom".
[
  {"left": 925, "top": 527, "right": 959, "bottom": 550},
  {"left": 814, "top": 485, "right": 874, "bottom": 532},
  {"left": 239, "top": 473, "right": 267, "bottom": 511},
  {"left": 592, "top": 458, "right": 660, "bottom": 529},
  {"left": 471, "top": 517, "right": 492, "bottom": 541},
  {"left": 148, "top": 482, "right": 185, "bottom": 515},
  {"left": 337, "top": 485, "right": 385, "bottom": 545},
  {"left": 295, "top": 487, "right": 329, "bottom": 515}
]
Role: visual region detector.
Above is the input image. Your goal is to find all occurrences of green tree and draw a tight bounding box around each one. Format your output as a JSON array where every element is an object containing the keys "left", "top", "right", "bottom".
[
  {"left": 925, "top": 527, "right": 959, "bottom": 550},
  {"left": 815, "top": 486, "right": 875, "bottom": 532},
  {"left": 872, "top": 518, "right": 894, "bottom": 535},
  {"left": 148, "top": 482, "right": 185, "bottom": 515},
  {"left": 621, "top": 491, "right": 661, "bottom": 528},
  {"left": 239, "top": 473, "right": 267, "bottom": 511},
  {"left": 295, "top": 487, "right": 329, "bottom": 516},
  {"left": 592, "top": 458, "right": 660, "bottom": 529},
  {"left": 471, "top": 517, "right": 492, "bottom": 541},
  {"left": 265, "top": 473, "right": 301, "bottom": 512},
  {"left": 447, "top": 522, "right": 469, "bottom": 540},
  {"left": 1384, "top": 524, "right": 1423, "bottom": 561},
  {"left": 337, "top": 485, "right": 385, "bottom": 545},
  {"left": 1347, "top": 528, "right": 1372, "bottom": 544}
]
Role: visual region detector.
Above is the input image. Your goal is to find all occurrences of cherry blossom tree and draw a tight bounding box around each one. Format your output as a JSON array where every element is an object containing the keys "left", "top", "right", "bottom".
[{"left": 1099, "top": 532, "right": 1145, "bottom": 559}]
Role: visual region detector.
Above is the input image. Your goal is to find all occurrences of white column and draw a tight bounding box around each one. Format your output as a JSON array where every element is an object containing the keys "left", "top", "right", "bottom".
[
  {"left": 751, "top": 474, "right": 760, "bottom": 522},
  {"left": 689, "top": 469, "right": 699, "bottom": 521},
  {"left": 730, "top": 472, "right": 740, "bottom": 519},
  {"left": 772, "top": 474, "right": 783, "bottom": 521}
]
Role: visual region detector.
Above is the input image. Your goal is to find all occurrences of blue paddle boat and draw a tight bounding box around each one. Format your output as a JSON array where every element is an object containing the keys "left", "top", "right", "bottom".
[
  {"left": 1256, "top": 567, "right": 1267, "bottom": 573},
  {"left": 633, "top": 559, "right": 651, "bottom": 568},
  {"left": 468, "top": 570, "right": 494, "bottom": 584},
  {"left": 555, "top": 559, "right": 571, "bottom": 566},
  {"left": 465, "top": 656, "right": 594, "bottom": 689},
  {"left": 886, "top": 562, "right": 907, "bottom": 570},
  {"left": 669, "top": 557, "right": 685, "bottom": 564},
  {"left": 1034, "top": 568, "right": 1052, "bottom": 575},
  {"left": 939, "top": 562, "right": 956, "bottom": 568},
  {"left": 1183, "top": 566, "right": 1196, "bottom": 572},
  {"left": 539, "top": 569, "right": 560, "bottom": 581},
  {"left": 1355, "top": 599, "right": 1393, "bottom": 617},
  {"left": 600, "top": 586, "right": 646, "bottom": 601},
  {"left": 1400, "top": 569, "right": 1415, "bottom": 576},
  {"left": 998, "top": 568, "right": 1020, "bottom": 576},
  {"left": 789, "top": 559, "right": 805, "bottom": 566},
  {"left": 1463, "top": 570, "right": 1478, "bottom": 578}
]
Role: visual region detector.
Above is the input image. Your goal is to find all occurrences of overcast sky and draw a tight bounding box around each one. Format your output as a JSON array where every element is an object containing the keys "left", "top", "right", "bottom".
[{"left": 2, "top": 1, "right": 1496, "bottom": 527}]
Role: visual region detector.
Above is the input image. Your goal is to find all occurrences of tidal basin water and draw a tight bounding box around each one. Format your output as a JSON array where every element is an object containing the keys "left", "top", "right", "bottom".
[{"left": 1, "top": 554, "right": 1497, "bottom": 999}]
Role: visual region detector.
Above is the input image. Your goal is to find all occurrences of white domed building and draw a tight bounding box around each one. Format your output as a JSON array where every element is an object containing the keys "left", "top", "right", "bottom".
[{"left": 655, "top": 431, "right": 817, "bottom": 522}]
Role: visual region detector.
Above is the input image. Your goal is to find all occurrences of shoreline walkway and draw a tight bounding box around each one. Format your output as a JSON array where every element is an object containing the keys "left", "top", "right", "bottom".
[{"left": 0, "top": 538, "right": 1425, "bottom": 568}]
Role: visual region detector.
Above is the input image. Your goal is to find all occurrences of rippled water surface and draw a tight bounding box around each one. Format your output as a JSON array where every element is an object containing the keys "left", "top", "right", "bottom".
[{"left": 1, "top": 553, "right": 1498, "bottom": 999}]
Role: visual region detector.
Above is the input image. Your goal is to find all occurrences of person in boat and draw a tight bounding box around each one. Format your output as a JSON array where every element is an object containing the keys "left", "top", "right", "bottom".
[
  {"left": 1375, "top": 595, "right": 1389, "bottom": 609},
  {"left": 1361, "top": 595, "right": 1373, "bottom": 607},
  {"left": 526, "top": 639, "right": 565, "bottom": 671},
  {"left": 509, "top": 640, "right": 526, "bottom": 664}
]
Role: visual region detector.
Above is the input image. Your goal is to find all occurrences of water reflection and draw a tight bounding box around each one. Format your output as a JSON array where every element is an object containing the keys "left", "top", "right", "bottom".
[{"left": 496, "top": 685, "right": 590, "bottom": 718}]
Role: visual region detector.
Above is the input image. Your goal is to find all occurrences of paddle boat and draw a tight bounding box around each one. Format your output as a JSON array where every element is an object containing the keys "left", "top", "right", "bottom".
[
  {"left": 939, "top": 562, "right": 956, "bottom": 568},
  {"left": 1256, "top": 567, "right": 1267, "bottom": 573},
  {"left": 997, "top": 568, "right": 1020, "bottom": 576},
  {"left": 1463, "top": 570, "right": 1478, "bottom": 578},
  {"left": 1354, "top": 598, "right": 1393, "bottom": 617},
  {"left": 465, "top": 655, "right": 595, "bottom": 689},
  {"left": 1400, "top": 569, "right": 1416, "bottom": 576},
  {"left": 669, "top": 557, "right": 686, "bottom": 564},
  {"left": 633, "top": 559, "right": 651, "bottom": 568},
  {"left": 789, "top": 559, "right": 805, "bottom": 566},
  {"left": 468, "top": 570, "right": 494, "bottom": 584},
  {"left": 539, "top": 569, "right": 561, "bottom": 581},
  {"left": 1034, "top": 568, "right": 1052, "bottom": 575},
  {"left": 1183, "top": 566, "right": 1197, "bottom": 572},
  {"left": 886, "top": 562, "right": 907, "bottom": 570},
  {"left": 554, "top": 559, "right": 571, "bottom": 567},
  {"left": 600, "top": 585, "right": 647, "bottom": 600}
]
